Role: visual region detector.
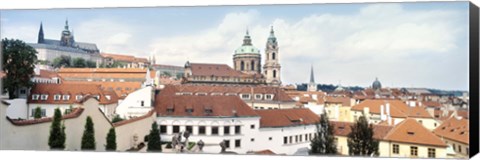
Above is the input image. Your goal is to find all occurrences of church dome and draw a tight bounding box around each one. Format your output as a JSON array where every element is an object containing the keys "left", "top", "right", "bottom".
[{"left": 372, "top": 77, "right": 382, "bottom": 90}]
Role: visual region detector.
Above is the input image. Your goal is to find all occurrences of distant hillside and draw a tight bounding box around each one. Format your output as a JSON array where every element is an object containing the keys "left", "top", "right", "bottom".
[
  {"left": 295, "top": 83, "right": 467, "bottom": 96},
  {"left": 295, "top": 83, "right": 364, "bottom": 93}
]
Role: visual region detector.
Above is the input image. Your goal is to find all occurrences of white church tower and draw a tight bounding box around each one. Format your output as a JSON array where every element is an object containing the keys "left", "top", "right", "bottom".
[{"left": 263, "top": 26, "right": 282, "bottom": 86}]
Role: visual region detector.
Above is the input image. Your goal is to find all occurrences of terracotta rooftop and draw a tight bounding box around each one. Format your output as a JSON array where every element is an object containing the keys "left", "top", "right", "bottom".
[
  {"left": 255, "top": 108, "right": 319, "bottom": 127},
  {"left": 251, "top": 149, "right": 276, "bottom": 155},
  {"left": 28, "top": 83, "right": 118, "bottom": 105},
  {"left": 330, "top": 121, "right": 394, "bottom": 140},
  {"left": 433, "top": 116, "right": 469, "bottom": 144},
  {"left": 101, "top": 53, "right": 148, "bottom": 63},
  {"left": 168, "top": 85, "right": 294, "bottom": 102},
  {"left": 7, "top": 108, "right": 84, "bottom": 126},
  {"left": 421, "top": 101, "right": 443, "bottom": 108},
  {"left": 351, "top": 99, "right": 409, "bottom": 118},
  {"left": 456, "top": 110, "right": 469, "bottom": 119},
  {"left": 63, "top": 81, "right": 142, "bottom": 97},
  {"left": 189, "top": 63, "right": 260, "bottom": 78},
  {"left": 155, "top": 93, "right": 258, "bottom": 117},
  {"left": 59, "top": 68, "right": 147, "bottom": 73},
  {"left": 384, "top": 118, "right": 447, "bottom": 147},
  {"left": 36, "top": 69, "right": 60, "bottom": 79}
]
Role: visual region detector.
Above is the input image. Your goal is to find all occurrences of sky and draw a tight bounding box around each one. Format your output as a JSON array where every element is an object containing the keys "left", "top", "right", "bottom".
[{"left": 0, "top": 2, "right": 470, "bottom": 91}]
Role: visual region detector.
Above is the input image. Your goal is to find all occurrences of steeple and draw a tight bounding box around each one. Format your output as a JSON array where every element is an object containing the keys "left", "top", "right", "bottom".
[
  {"left": 64, "top": 19, "right": 69, "bottom": 31},
  {"left": 267, "top": 26, "right": 277, "bottom": 44},
  {"left": 309, "top": 64, "right": 315, "bottom": 83},
  {"left": 38, "top": 22, "right": 44, "bottom": 43},
  {"left": 307, "top": 64, "right": 317, "bottom": 92},
  {"left": 242, "top": 29, "right": 252, "bottom": 46}
]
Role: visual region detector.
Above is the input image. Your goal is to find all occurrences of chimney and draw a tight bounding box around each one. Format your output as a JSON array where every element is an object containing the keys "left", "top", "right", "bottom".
[
  {"left": 386, "top": 103, "right": 391, "bottom": 117},
  {"left": 387, "top": 116, "right": 392, "bottom": 125},
  {"left": 380, "top": 105, "right": 385, "bottom": 121}
]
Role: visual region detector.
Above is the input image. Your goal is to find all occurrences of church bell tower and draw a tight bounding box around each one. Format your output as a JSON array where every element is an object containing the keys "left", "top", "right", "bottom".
[{"left": 263, "top": 26, "right": 281, "bottom": 86}]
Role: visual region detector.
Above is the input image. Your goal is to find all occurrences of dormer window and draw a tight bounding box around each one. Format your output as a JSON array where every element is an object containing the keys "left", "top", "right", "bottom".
[
  {"left": 186, "top": 108, "right": 194, "bottom": 113},
  {"left": 205, "top": 108, "right": 213, "bottom": 114},
  {"left": 211, "top": 92, "right": 223, "bottom": 96},
  {"left": 54, "top": 94, "right": 61, "bottom": 101},
  {"left": 265, "top": 94, "right": 274, "bottom": 100},
  {"left": 62, "top": 95, "right": 70, "bottom": 101},
  {"left": 106, "top": 95, "right": 111, "bottom": 100},
  {"left": 196, "top": 92, "right": 207, "bottom": 96},
  {"left": 226, "top": 93, "right": 237, "bottom": 96},
  {"left": 76, "top": 95, "right": 83, "bottom": 100},
  {"left": 94, "top": 95, "right": 100, "bottom": 100},
  {"left": 407, "top": 131, "right": 415, "bottom": 135},
  {"left": 32, "top": 94, "right": 40, "bottom": 100},
  {"left": 240, "top": 94, "right": 251, "bottom": 100},
  {"left": 254, "top": 94, "right": 263, "bottom": 100},
  {"left": 41, "top": 94, "right": 48, "bottom": 100}
]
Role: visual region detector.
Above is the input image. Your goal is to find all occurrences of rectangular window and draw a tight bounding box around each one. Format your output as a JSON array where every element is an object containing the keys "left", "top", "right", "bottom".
[
  {"left": 186, "top": 126, "right": 193, "bottom": 134},
  {"left": 410, "top": 146, "right": 418, "bottom": 157},
  {"left": 295, "top": 135, "right": 298, "bottom": 143},
  {"left": 393, "top": 144, "right": 399, "bottom": 154},
  {"left": 40, "top": 94, "right": 48, "bottom": 100},
  {"left": 141, "top": 101, "right": 144, "bottom": 106},
  {"left": 62, "top": 95, "right": 70, "bottom": 100},
  {"left": 305, "top": 134, "right": 308, "bottom": 141},
  {"left": 240, "top": 94, "right": 251, "bottom": 100},
  {"left": 265, "top": 94, "right": 274, "bottom": 100},
  {"left": 225, "top": 140, "right": 230, "bottom": 148},
  {"left": 20, "top": 89, "right": 26, "bottom": 94},
  {"left": 224, "top": 126, "right": 230, "bottom": 135},
  {"left": 235, "top": 139, "right": 241, "bottom": 148},
  {"left": 54, "top": 94, "right": 61, "bottom": 100},
  {"left": 299, "top": 135, "right": 303, "bottom": 142},
  {"left": 428, "top": 148, "right": 436, "bottom": 158},
  {"left": 459, "top": 145, "right": 462, "bottom": 152},
  {"left": 250, "top": 124, "right": 255, "bottom": 129},
  {"left": 32, "top": 94, "right": 40, "bottom": 100},
  {"left": 199, "top": 126, "right": 206, "bottom": 135},
  {"left": 31, "top": 108, "right": 46, "bottom": 117},
  {"left": 467, "top": 147, "right": 469, "bottom": 155},
  {"left": 160, "top": 125, "right": 167, "bottom": 134},
  {"left": 254, "top": 94, "right": 262, "bottom": 100},
  {"left": 250, "top": 138, "right": 254, "bottom": 142},
  {"left": 235, "top": 126, "right": 241, "bottom": 134},
  {"left": 172, "top": 126, "right": 180, "bottom": 133},
  {"left": 105, "top": 95, "right": 111, "bottom": 100},
  {"left": 289, "top": 136, "right": 292, "bottom": 144},
  {"left": 76, "top": 95, "right": 83, "bottom": 100},
  {"left": 211, "top": 126, "right": 219, "bottom": 135},
  {"left": 284, "top": 137, "right": 288, "bottom": 144}
]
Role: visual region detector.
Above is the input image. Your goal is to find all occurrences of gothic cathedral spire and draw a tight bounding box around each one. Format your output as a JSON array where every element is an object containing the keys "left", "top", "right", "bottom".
[
  {"left": 38, "top": 22, "right": 44, "bottom": 43},
  {"left": 308, "top": 64, "right": 317, "bottom": 92},
  {"left": 263, "top": 26, "right": 281, "bottom": 86}
]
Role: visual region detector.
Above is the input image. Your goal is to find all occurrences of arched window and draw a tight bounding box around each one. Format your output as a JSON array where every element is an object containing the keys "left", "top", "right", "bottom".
[
  {"left": 251, "top": 60, "right": 255, "bottom": 71},
  {"left": 241, "top": 61, "right": 244, "bottom": 71},
  {"left": 272, "top": 52, "right": 276, "bottom": 60},
  {"left": 273, "top": 70, "right": 277, "bottom": 78}
]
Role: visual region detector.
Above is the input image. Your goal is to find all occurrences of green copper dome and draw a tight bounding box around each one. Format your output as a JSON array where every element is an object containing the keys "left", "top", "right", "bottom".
[{"left": 235, "top": 29, "right": 260, "bottom": 54}]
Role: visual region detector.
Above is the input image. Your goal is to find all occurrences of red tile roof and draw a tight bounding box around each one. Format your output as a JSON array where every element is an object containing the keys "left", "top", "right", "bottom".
[
  {"left": 421, "top": 101, "right": 443, "bottom": 108},
  {"left": 189, "top": 63, "right": 244, "bottom": 77},
  {"left": 28, "top": 83, "right": 118, "bottom": 105},
  {"left": 252, "top": 149, "right": 276, "bottom": 155},
  {"left": 433, "top": 116, "right": 469, "bottom": 144},
  {"left": 351, "top": 99, "right": 408, "bottom": 118},
  {"left": 63, "top": 81, "right": 142, "bottom": 97},
  {"left": 155, "top": 93, "right": 258, "bottom": 117},
  {"left": 255, "top": 108, "right": 319, "bottom": 127},
  {"left": 330, "top": 121, "right": 394, "bottom": 140},
  {"left": 384, "top": 118, "right": 447, "bottom": 147},
  {"left": 456, "top": 110, "right": 469, "bottom": 119},
  {"left": 36, "top": 69, "right": 60, "bottom": 79},
  {"left": 6, "top": 108, "right": 84, "bottom": 126},
  {"left": 169, "top": 85, "right": 294, "bottom": 102}
]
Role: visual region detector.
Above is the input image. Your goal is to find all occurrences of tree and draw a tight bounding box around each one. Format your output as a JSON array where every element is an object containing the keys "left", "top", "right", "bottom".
[
  {"left": 81, "top": 116, "right": 96, "bottom": 150},
  {"left": 86, "top": 60, "right": 96, "bottom": 68},
  {"left": 111, "top": 114, "right": 124, "bottom": 123},
  {"left": 147, "top": 122, "right": 162, "bottom": 152},
  {"left": 52, "top": 55, "right": 71, "bottom": 68},
  {"left": 105, "top": 127, "right": 117, "bottom": 151},
  {"left": 347, "top": 115, "right": 379, "bottom": 156},
  {"left": 48, "top": 108, "right": 66, "bottom": 150},
  {"left": 2, "top": 38, "right": 37, "bottom": 99},
  {"left": 34, "top": 107, "right": 42, "bottom": 119},
  {"left": 72, "top": 57, "right": 87, "bottom": 68},
  {"left": 310, "top": 111, "right": 337, "bottom": 155}
]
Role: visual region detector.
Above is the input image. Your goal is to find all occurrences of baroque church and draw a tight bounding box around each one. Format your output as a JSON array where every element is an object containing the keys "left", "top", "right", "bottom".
[{"left": 183, "top": 27, "right": 281, "bottom": 86}]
